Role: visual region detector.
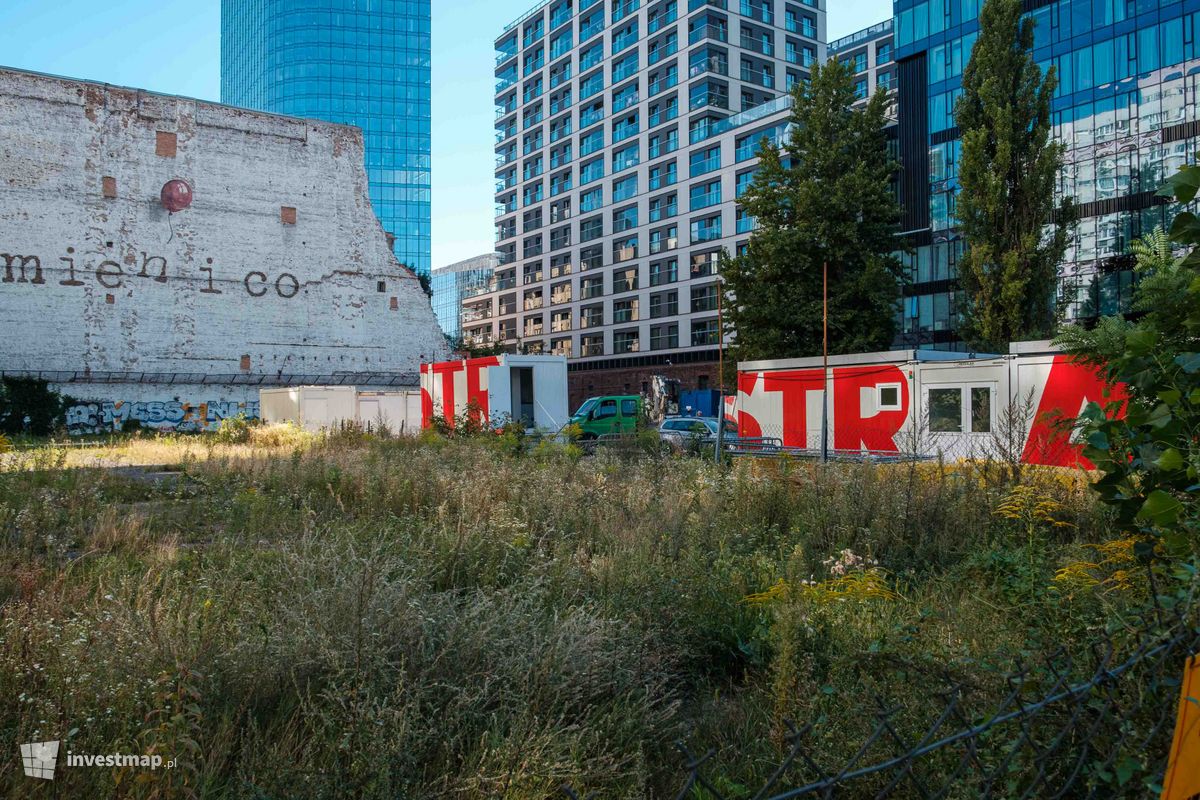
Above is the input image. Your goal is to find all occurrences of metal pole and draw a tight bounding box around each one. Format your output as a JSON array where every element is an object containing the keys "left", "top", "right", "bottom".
[
  {"left": 716, "top": 267, "right": 725, "bottom": 466},
  {"left": 821, "top": 260, "right": 829, "bottom": 463}
]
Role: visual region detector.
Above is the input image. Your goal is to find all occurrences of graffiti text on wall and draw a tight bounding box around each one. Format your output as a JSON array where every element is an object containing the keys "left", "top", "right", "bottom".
[
  {"left": 66, "top": 400, "right": 260, "bottom": 433},
  {"left": 2, "top": 249, "right": 306, "bottom": 299}
]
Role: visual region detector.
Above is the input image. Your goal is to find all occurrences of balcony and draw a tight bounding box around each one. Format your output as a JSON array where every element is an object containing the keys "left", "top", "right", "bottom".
[
  {"left": 739, "top": 35, "right": 774, "bottom": 56},
  {"left": 689, "top": 56, "right": 728, "bottom": 78},
  {"left": 612, "top": 0, "right": 640, "bottom": 22},
  {"left": 649, "top": 203, "right": 677, "bottom": 222},
  {"left": 739, "top": 2, "right": 773, "bottom": 24},
  {"left": 648, "top": 109, "right": 679, "bottom": 130},
  {"left": 688, "top": 24, "right": 727, "bottom": 45},
  {"left": 581, "top": 341, "right": 604, "bottom": 356},
  {"left": 740, "top": 66, "right": 774, "bottom": 88},
  {"left": 649, "top": 234, "right": 678, "bottom": 254},
  {"left": 648, "top": 75, "right": 678, "bottom": 96},
  {"left": 648, "top": 9, "right": 678, "bottom": 34},
  {"left": 551, "top": 316, "right": 572, "bottom": 331},
  {"left": 648, "top": 40, "right": 678, "bottom": 64},
  {"left": 613, "top": 92, "right": 640, "bottom": 113}
]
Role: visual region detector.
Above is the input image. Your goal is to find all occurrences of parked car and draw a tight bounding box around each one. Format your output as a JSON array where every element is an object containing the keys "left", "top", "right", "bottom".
[
  {"left": 568, "top": 395, "right": 643, "bottom": 439},
  {"left": 658, "top": 416, "right": 738, "bottom": 451}
]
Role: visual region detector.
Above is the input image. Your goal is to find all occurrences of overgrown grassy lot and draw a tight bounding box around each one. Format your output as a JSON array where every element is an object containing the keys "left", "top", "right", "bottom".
[{"left": 0, "top": 429, "right": 1157, "bottom": 798}]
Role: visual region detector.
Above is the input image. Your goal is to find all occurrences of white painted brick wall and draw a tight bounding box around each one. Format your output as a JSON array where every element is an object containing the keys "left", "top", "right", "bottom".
[{"left": 0, "top": 67, "right": 448, "bottom": 430}]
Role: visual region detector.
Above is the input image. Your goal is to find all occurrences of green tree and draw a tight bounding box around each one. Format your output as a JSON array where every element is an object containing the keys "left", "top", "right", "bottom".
[
  {"left": 955, "top": 0, "right": 1077, "bottom": 351},
  {"left": 722, "top": 58, "right": 903, "bottom": 363},
  {"left": 1057, "top": 159, "right": 1200, "bottom": 554}
]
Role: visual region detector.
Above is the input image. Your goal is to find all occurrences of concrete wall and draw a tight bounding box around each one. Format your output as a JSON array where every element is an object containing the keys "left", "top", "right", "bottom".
[{"left": 0, "top": 67, "right": 447, "bottom": 431}]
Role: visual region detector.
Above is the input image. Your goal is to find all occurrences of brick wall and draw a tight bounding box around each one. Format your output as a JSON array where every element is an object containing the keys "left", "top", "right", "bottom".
[
  {"left": 0, "top": 67, "right": 447, "bottom": 424},
  {"left": 567, "top": 359, "right": 722, "bottom": 411}
]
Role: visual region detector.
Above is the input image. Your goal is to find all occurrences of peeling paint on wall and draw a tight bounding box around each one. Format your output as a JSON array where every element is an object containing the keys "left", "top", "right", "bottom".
[{"left": 0, "top": 67, "right": 448, "bottom": 430}]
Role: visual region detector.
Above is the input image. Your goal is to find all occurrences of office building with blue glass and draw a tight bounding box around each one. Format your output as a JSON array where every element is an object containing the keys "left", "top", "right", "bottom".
[
  {"left": 893, "top": 0, "right": 1200, "bottom": 347},
  {"left": 432, "top": 253, "right": 499, "bottom": 339},
  {"left": 221, "top": 0, "right": 432, "bottom": 276}
]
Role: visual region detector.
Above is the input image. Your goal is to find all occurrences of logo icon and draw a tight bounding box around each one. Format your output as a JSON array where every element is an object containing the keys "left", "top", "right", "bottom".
[{"left": 20, "top": 740, "right": 59, "bottom": 780}]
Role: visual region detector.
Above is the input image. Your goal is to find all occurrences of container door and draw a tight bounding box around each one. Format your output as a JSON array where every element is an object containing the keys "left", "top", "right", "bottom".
[{"left": 923, "top": 383, "right": 995, "bottom": 460}]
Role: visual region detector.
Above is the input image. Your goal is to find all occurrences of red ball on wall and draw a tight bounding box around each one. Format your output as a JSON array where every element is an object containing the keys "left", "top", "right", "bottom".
[{"left": 160, "top": 179, "right": 193, "bottom": 213}]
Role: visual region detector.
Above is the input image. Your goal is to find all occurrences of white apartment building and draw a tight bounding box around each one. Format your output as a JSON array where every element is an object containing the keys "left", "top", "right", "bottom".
[{"left": 468, "top": 0, "right": 825, "bottom": 401}]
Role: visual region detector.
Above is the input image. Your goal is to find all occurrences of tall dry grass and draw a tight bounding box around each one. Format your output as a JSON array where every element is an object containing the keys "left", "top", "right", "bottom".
[{"left": 0, "top": 432, "right": 1145, "bottom": 798}]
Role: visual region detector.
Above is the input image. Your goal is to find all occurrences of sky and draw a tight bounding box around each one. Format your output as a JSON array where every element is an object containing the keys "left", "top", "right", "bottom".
[{"left": 0, "top": 0, "right": 892, "bottom": 268}]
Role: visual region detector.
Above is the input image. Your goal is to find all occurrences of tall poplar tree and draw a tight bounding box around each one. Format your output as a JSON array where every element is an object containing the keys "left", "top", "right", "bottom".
[
  {"left": 722, "top": 58, "right": 902, "bottom": 363},
  {"left": 955, "top": 0, "right": 1076, "bottom": 351}
]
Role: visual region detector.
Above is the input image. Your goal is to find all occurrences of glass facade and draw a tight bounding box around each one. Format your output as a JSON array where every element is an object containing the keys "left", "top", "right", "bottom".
[
  {"left": 431, "top": 254, "right": 498, "bottom": 339},
  {"left": 894, "top": 0, "right": 1200, "bottom": 348},
  {"left": 221, "top": 0, "right": 432, "bottom": 276}
]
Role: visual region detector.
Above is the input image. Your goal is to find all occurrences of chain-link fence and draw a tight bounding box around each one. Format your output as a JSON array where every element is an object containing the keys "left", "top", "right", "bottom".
[{"left": 564, "top": 604, "right": 1198, "bottom": 799}]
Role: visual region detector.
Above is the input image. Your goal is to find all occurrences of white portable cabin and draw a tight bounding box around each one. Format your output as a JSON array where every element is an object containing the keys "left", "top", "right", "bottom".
[
  {"left": 260, "top": 386, "right": 423, "bottom": 434},
  {"left": 731, "top": 342, "right": 1123, "bottom": 466},
  {"left": 419, "top": 354, "right": 569, "bottom": 432}
]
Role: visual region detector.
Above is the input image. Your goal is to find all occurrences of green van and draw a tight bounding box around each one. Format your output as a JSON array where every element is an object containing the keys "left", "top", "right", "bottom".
[{"left": 568, "top": 395, "right": 643, "bottom": 439}]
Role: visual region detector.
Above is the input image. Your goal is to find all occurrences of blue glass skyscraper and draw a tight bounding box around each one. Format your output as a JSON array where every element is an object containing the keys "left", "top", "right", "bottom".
[
  {"left": 893, "top": 0, "right": 1200, "bottom": 348},
  {"left": 221, "top": 0, "right": 432, "bottom": 277}
]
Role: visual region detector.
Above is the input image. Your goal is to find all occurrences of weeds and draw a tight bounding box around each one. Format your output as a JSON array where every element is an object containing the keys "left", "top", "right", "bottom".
[{"left": 0, "top": 435, "right": 1142, "bottom": 797}]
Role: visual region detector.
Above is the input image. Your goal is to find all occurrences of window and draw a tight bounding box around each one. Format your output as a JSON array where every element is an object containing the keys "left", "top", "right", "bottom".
[
  {"left": 581, "top": 275, "right": 604, "bottom": 298},
  {"left": 614, "top": 328, "right": 641, "bottom": 353},
  {"left": 650, "top": 257, "right": 678, "bottom": 286},
  {"left": 621, "top": 398, "right": 638, "bottom": 416},
  {"left": 580, "top": 186, "right": 603, "bottom": 211},
  {"left": 690, "top": 283, "right": 718, "bottom": 312},
  {"left": 649, "top": 224, "right": 678, "bottom": 254},
  {"left": 612, "top": 51, "right": 639, "bottom": 83},
  {"left": 550, "top": 224, "right": 571, "bottom": 250},
  {"left": 580, "top": 244, "right": 603, "bottom": 271},
  {"left": 649, "top": 192, "right": 678, "bottom": 222},
  {"left": 650, "top": 290, "right": 678, "bottom": 317},
  {"left": 690, "top": 250, "right": 718, "bottom": 277},
  {"left": 581, "top": 303, "right": 604, "bottom": 328},
  {"left": 580, "top": 69, "right": 604, "bottom": 99},
  {"left": 580, "top": 40, "right": 603, "bottom": 70},
  {"left": 613, "top": 298, "right": 639, "bottom": 322},
  {"left": 690, "top": 318, "right": 719, "bottom": 346},
  {"left": 873, "top": 383, "right": 900, "bottom": 411},
  {"left": 551, "top": 308, "right": 572, "bottom": 331},
  {"left": 579, "top": 214, "right": 603, "bottom": 242},
  {"left": 690, "top": 179, "right": 722, "bottom": 209},
  {"left": 612, "top": 143, "right": 640, "bottom": 173},
  {"left": 971, "top": 387, "right": 992, "bottom": 433},
  {"left": 877, "top": 41, "right": 892, "bottom": 63},
  {"left": 595, "top": 398, "right": 618, "bottom": 418},
  {"left": 613, "top": 204, "right": 638, "bottom": 233},
  {"left": 550, "top": 197, "right": 572, "bottom": 223},
  {"left": 690, "top": 214, "right": 722, "bottom": 242},
  {"left": 580, "top": 156, "right": 605, "bottom": 184},
  {"left": 690, "top": 144, "right": 721, "bottom": 176},
  {"left": 928, "top": 388, "right": 962, "bottom": 433},
  {"left": 613, "top": 112, "right": 640, "bottom": 141},
  {"left": 651, "top": 323, "right": 679, "bottom": 350},
  {"left": 613, "top": 266, "right": 638, "bottom": 293},
  {"left": 613, "top": 234, "right": 638, "bottom": 261},
  {"left": 613, "top": 174, "right": 638, "bottom": 201},
  {"left": 925, "top": 382, "right": 993, "bottom": 433},
  {"left": 649, "top": 160, "right": 677, "bottom": 190}
]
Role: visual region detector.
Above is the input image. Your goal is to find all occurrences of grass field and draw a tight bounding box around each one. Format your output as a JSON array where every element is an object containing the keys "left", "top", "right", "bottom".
[{"left": 0, "top": 428, "right": 1159, "bottom": 798}]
